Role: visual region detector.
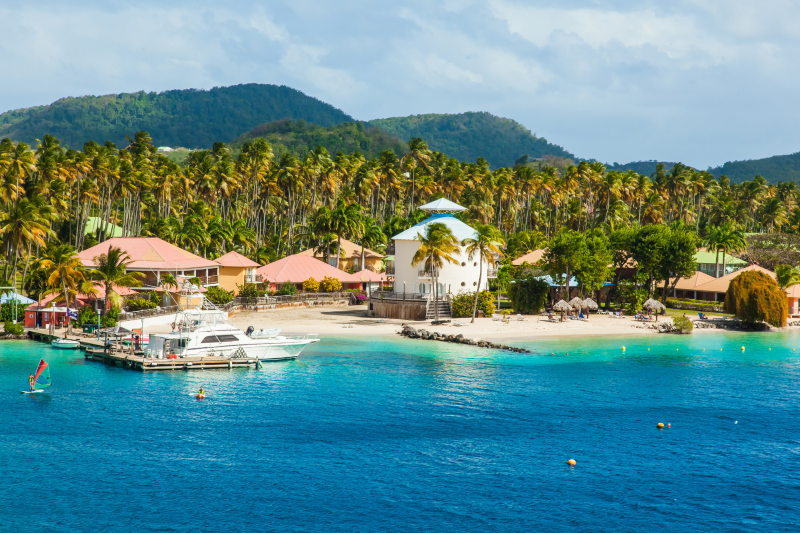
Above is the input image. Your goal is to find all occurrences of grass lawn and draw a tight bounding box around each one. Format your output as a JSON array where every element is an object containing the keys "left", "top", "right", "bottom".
[{"left": 664, "top": 308, "right": 734, "bottom": 319}]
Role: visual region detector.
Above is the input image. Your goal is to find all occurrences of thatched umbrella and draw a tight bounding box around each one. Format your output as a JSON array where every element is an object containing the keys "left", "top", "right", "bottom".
[
  {"left": 642, "top": 298, "right": 666, "bottom": 312},
  {"left": 568, "top": 297, "right": 584, "bottom": 309},
  {"left": 582, "top": 298, "right": 598, "bottom": 311},
  {"left": 553, "top": 300, "right": 572, "bottom": 313}
]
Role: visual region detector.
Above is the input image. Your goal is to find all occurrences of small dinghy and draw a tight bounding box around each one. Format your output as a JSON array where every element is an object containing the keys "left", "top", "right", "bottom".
[
  {"left": 51, "top": 338, "right": 80, "bottom": 349},
  {"left": 247, "top": 327, "right": 281, "bottom": 339}
]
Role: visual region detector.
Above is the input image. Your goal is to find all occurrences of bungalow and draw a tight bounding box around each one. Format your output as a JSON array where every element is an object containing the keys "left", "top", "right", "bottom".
[
  {"left": 256, "top": 254, "right": 362, "bottom": 292},
  {"left": 24, "top": 283, "right": 138, "bottom": 328},
  {"left": 658, "top": 271, "right": 717, "bottom": 300},
  {"left": 215, "top": 251, "right": 261, "bottom": 293},
  {"left": 694, "top": 250, "right": 748, "bottom": 278},
  {"left": 298, "top": 237, "right": 384, "bottom": 272},
  {"left": 79, "top": 237, "right": 222, "bottom": 290}
]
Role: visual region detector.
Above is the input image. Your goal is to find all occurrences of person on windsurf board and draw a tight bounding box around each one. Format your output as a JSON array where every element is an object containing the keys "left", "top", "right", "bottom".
[{"left": 22, "top": 359, "right": 51, "bottom": 394}]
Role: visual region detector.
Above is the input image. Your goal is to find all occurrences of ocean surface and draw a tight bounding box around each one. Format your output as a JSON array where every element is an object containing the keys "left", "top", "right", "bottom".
[{"left": 2, "top": 332, "right": 799, "bottom": 532}]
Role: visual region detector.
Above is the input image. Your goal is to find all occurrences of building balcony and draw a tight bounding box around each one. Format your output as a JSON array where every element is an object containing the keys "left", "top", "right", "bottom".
[
  {"left": 418, "top": 268, "right": 438, "bottom": 278},
  {"left": 486, "top": 268, "right": 498, "bottom": 278},
  {"left": 385, "top": 266, "right": 395, "bottom": 275}
]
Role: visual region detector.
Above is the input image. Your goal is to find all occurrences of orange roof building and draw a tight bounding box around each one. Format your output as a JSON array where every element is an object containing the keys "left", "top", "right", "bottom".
[
  {"left": 256, "top": 254, "right": 362, "bottom": 289},
  {"left": 511, "top": 249, "right": 545, "bottom": 266},
  {"left": 79, "top": 237, "right": 221, "bottom": 289},
  {"left": 298, "top": 237, "right": 384, "bottom": 272}
]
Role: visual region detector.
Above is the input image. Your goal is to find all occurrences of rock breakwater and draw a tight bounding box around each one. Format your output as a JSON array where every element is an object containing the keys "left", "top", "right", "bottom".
[{"left": 399, "top": 325, "right": 532, "bottom": 353}]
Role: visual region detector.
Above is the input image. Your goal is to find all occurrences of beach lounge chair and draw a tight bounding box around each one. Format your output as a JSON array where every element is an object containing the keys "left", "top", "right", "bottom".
[
  {"left": 453, "top": 320, "right": 465, "bottom": 327},
  {"left": 492, "top": 315, "right": 502, "bottom": 321},
  {"left": 343, "top": 323, "right": 355, "bottom": 328}
]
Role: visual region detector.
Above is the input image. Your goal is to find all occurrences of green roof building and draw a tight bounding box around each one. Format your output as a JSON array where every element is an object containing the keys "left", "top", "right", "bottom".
[
  {"left": 84, "top": 217, "right": 124, "bottom": 238},
  {"left": 695, "top": 250, "right": 747, "bottom": 278}
]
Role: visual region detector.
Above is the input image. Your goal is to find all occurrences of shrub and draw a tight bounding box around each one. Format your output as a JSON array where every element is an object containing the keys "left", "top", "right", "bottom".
[
  {"left": 725, "top": 270, "right": 787, "bottom": 327},
  {"left": 501, "top": 308, "right": 513, "bottom": 316},
  {"left": 101, "top": 307, "right": 120, "bottom": 328},
  {"left": 303, "top": 277, "right": 320, "bottom": 292},
  {"left": 206, "top": 286, "right": 234, "bottom": 305},
  {"left": 320, "top": 276, "right": 342, "bottom": 292},
  {"left": 237, "top": 283, "right": 265, "bottom": 298},
  {"left": 4, "top": 320, "right": 24, "bottom": 336},
  {"left": 672, "top": 315, "right": 694, "bottom": 333},
  {"left": 277, "top": 283, "right": 297, "bottom": 295},
  {"left": 354, "top": 293, "right": 368, "bottom": 304},
  {"left": 126, "top": 297, "right": 157, "bottom": 312},
  {"left": 507, "top": 275, "right": 549, "bottom": 314},
  {"left": 188, "top": 276, "right": 202, "bottom": 286},
  {"left": 77, "top": 306, "right": 98, "bottom": 326},
  {"left": 0, "top": 302, "right": 29, "bottom": 322},
  {"left": 451, "top": 291, "right": 496, "bottom": 318}
]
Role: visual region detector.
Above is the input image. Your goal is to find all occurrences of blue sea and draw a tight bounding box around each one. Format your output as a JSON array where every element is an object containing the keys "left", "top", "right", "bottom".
[{"left": 2, "top": 332, "right": 799, "bottom": 532}]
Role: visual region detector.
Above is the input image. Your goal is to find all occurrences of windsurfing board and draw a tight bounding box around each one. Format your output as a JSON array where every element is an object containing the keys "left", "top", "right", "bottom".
[{"left": 21, "top": 390, "right": 46, "bottom": 394}]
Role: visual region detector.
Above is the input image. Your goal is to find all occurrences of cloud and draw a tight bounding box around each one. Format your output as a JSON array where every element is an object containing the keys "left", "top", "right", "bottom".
[{"left": 1, "top": 0, "right": 799, "bottom": 168}]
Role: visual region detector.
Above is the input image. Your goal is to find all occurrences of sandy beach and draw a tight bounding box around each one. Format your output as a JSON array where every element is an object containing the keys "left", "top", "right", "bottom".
[{"left": 219, "top": 305, "right": 676, "bottom": 341}]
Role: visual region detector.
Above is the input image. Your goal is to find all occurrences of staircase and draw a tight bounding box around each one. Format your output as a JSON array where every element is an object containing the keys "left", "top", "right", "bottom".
[{"left": 426, "top": 299, "right": 452, "bottom": 320}]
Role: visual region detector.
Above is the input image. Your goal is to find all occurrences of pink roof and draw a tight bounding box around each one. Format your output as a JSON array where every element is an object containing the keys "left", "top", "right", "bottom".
[
  {"left": 35, "top": 283, "right": 138, "bottom": 308},
  {"left": 256, "top": 254, "right": 362, "bottom": 284},
  {"left": 79, "top": 238, "right": 219, "bottom": 270},
  {"left": 215, "top": 251, "right": 260, "bottom": 268},
  {"left": 352, "top": 269, "right": 388, "bottom": 282}
]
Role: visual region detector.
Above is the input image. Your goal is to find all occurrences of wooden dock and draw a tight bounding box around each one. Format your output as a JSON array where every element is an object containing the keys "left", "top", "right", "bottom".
[{"left": 27, "top": 328, "right": 260, "bottom": 372}]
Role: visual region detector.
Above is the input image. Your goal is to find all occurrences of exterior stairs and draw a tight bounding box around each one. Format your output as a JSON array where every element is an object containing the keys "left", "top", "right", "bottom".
[{"left": 426, "top": 299, "right": 452, "bottom": 320}]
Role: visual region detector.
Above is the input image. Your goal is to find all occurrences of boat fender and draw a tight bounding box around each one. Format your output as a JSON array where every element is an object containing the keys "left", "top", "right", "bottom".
[
  {"left": 171, "top": 322, "right": 176, "bottom": 331},
  {"left": 245, "top": 326, "right": 254, "bottom": 337}
]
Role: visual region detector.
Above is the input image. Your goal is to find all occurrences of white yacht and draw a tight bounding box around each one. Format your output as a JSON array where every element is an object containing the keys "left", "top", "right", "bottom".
[{"left": 146, "top": 286, "right": 318, "bottom": 362}]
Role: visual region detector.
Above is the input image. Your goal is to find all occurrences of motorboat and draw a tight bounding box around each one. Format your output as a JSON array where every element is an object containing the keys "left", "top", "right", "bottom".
[
  {"left": 51, "top": 338, "right": 81, "bottom": 349},
  {"left": 146, "top": 285, "right": 318, "bottom": 362},
  {"left": 246, "top": 327, "right": 281, "bottom": 339}
]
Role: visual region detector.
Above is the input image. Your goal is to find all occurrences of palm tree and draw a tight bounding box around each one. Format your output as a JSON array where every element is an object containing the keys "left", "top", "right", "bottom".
[
  {"left": 0, "top": 198, "right": 52, "bottom": 288},
  {"left": 402, "top": 138, "right": 431, "bottom": 213},
  {"left": 715, "top": 222, "right": 747, "bottom": 277},
  {"left": 329, "top": 201, "right": 362, "bottom": 269},
  {"left": 775, "top": 264, "right": 800, "bottom": 291},
  {"left": 92, "top": 246, "right": 144, "bottom": 310},
  {"left": 359, "top": 217, "right": 387, "bottom": 271},
  {"left": 411, "top": 222, "right": 460, "bottom": 322},
  {"left": 40, "top": 243, "right": 86, "bottom": 333},
  {"left": 461, "top": 224, "right": 505, "bottom": 323}
]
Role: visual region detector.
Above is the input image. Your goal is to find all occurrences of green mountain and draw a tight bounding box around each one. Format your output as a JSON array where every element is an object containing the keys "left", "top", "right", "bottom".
[
  {"left": 369, "top": 112, "right": 573, "bottom": 168},
  {"left": 708, "top": 152, "right": 800, "bottom": 183},
  {"left": 605, "top": 161, "right": 686, "bottom": 175},
  {"left": 0, "top": 83, "right": 353, "bottom": 149},
  {"left": 231, "top": 119, "right": 407, "bottom": 160}
]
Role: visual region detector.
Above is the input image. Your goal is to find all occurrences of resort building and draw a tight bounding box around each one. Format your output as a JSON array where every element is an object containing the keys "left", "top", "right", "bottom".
[
  {"left": 255, "top": 253, "right": 362, "bottom": 292},
  {"left": 215, "top": 251, "right": 260, "bottom": 290},
  {"left": 511, "top": 249, "right": 544, "bottom": 266},
  {"left": 24, "top": 283, "right": 138, "bottom": 328},
  {"left": 298, "top": 237, "right": 384, "bottom": 272},
  {"left": 79, "top": 237, "right": 222, "bottom": 290},
  {"left": 695, "top": 250, "right": 747, "bottom": 278},
  {"left": 392, "top": 199, "right": 493, "bottom": 297},
  {"left": 369, "top": 199, "right": 494, "bottom": 320},
  {"left": 657, "top": 271, "right": 717, "bottom": 300}
]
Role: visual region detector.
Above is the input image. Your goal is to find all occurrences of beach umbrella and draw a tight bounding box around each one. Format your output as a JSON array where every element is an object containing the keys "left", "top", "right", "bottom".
[
  {"left": 582, "top": 298, "right": 598, "bottom": 311},
  {"left": 642, "top": 298, "right": 666, "bottom": 311},
  {"left": 568, "top": 297, "right": 584, "bottom": 309},
  {"left": 553, "top": 300, "right": 572, "bottom": 313}
]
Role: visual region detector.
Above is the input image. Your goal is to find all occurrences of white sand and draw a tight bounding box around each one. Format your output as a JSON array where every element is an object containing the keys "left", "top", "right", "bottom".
[{"left": 223, "top": 305, "right": 673, "bottom": 341}]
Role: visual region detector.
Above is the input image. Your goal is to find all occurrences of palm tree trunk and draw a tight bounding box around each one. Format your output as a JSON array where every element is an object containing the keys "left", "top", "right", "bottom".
[{"left": 471, "top": 254, "right": 483, "bottom": 323}]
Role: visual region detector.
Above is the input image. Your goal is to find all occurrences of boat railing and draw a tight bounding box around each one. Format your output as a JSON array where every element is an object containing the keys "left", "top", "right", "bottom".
[{"left": 119, "top": 305, "right": 179, "bottom": 321}]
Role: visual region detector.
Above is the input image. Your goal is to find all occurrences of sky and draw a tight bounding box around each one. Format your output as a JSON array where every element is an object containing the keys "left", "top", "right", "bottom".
[{"left": 1, "top": 0, "right": 799, "bottom": 169}]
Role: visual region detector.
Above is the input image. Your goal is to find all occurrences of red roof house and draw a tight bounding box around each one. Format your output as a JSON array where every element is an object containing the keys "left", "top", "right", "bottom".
[{"left": 256, "top": 254, "right": 361, "bottom": 290}]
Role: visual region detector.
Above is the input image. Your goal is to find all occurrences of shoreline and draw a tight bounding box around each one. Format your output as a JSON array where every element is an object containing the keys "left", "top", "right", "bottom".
[{"left": 140, "top": 306, "right": 792, "bottom": 341}]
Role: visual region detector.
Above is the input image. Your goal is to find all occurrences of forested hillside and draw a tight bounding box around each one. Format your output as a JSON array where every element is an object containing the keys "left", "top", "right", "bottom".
[
  {"left": 708, "top": 152, "right": 800, "bottom": 183},
  {"left": 369, "top": 112, "right": 573, "bottom": 168},
  {"left": 0, "top": 84, "right": 353, "bottom": 149},
  {"left": 231, "top": 119, "right": 407, "bottom": 160},
  {"left": 606, "top": 161, "right": 687, "bottom": 176}
]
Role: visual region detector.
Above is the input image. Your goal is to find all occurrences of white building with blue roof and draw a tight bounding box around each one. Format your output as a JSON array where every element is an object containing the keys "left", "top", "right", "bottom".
[{"left": 392, "top": 199, "right": 495, "bottom": 298}]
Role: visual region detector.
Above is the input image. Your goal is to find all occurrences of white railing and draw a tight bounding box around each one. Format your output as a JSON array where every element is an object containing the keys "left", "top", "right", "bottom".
[{"left": 418, "top": 268, "right": 438, "bottom": 278}]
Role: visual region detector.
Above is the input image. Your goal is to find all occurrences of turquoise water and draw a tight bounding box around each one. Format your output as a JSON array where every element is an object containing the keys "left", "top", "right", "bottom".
[{"left": 2, "top": 332, "right": 799, "bottom": 532}]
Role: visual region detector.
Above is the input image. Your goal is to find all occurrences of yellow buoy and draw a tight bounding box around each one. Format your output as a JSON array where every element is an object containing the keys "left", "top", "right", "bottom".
[
  {"left": 647, "top": 348, "right": 650, "bottom": 351},
  {"left": 622, "top": 346, "right": 626, "bottom": 351},
  {"left": 703, "top": 348, "right": 705, "bottom": 351},
  {"left": 741, "top": 346, "right": 745, "bottom": 351},
  {"left": 657, "top": 422, "right": 665, "bottom": 429},
  {"left": 676, "top": 348, "right": 679, "bottom": 351},
  {"left": 567, "top": 459, "right": 576, "bottom": 466}
]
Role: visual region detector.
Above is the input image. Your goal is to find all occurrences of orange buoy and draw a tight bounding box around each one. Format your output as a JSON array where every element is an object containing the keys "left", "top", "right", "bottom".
[
  {"left": 567, "top": 459, "right": 576, "bottom": 466},
  {"left": 667, "top": 423, "right": 671, "bottom": 428},
  {"left": 657, "top": 422, "right": 665, "bottom": 429}
]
